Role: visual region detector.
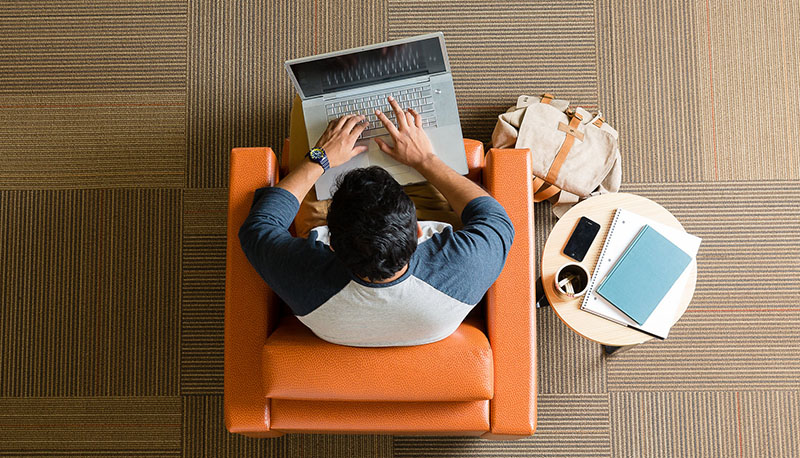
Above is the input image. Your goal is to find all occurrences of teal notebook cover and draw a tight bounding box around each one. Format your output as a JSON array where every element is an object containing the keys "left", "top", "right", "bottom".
[{"left": 595, "top": 225, "right": 692, "bottom": 325}]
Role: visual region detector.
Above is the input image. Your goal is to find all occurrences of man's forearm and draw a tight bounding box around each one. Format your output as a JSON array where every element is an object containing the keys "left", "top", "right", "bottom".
[
  {"left": 415, "top": 154, "right": 489, "bottom": 218},
  {"left": 276, "top": 159, "right": 324, "bottom": 204}
]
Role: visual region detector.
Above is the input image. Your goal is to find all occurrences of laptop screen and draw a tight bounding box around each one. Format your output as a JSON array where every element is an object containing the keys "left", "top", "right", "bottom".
[{"left": 289, "top": 37, "right": 447, "bottom": 98}]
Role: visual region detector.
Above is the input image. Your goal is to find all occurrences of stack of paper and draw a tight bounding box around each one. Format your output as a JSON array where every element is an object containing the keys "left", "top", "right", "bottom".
[{"left": 580, "top": 208, "right": 702, "bottom": 339}]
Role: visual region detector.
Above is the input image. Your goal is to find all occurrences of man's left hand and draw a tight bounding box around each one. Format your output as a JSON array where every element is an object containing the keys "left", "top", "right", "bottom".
[{"left": 314, "top": 114, "right": 369, "bottom": 167}]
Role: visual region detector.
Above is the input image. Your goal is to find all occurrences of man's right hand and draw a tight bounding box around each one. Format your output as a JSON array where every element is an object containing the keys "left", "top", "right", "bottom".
[
  {"left": 373, "top": 96, "right": 436, "bottom": 169},
  {"left": 372, "top": 96, "right": 489, "bottom": 218}
]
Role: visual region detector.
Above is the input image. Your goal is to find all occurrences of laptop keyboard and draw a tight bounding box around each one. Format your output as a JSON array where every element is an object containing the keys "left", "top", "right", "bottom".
[{"left": 325, "top": 84, "right": 437, "bottom": 139}]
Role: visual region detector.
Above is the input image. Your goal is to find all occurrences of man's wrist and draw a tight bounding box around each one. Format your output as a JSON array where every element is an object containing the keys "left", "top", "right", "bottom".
[
  {"left": 413, "top": 153, "right": 441, "bottom": 176},
  {"left": 300, "top": 157, "right": 326, "bottom": 177}
]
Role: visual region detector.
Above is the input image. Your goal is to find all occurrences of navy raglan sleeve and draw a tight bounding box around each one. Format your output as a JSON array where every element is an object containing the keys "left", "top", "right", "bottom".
[
  {"left": 237, "top": 187, "right": 349, "bottom": 316},
  {"left": 412, "top": 195, "right": 515, "bottom": 305}
]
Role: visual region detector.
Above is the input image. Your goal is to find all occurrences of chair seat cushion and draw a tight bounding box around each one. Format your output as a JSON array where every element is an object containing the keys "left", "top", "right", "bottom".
[{"left": 262, "top": 315, "right": 493, "bottom": 402}]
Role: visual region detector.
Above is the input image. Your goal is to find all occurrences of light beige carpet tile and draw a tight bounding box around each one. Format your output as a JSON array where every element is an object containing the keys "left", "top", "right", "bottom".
[
  {"left": 738, "top": 391, "right": 800, "bottom": 458},
  {"left": 537, "top": 308, "right": 608, "bottom": 394},
  {"left": 621, "top": 181, "right": 800, "bottom": 308},
  {"left": 596, "top": 0, "right": 706, "bottom": 183},
  {"left": 0, "top": 189, "right": 181, "bottom": 397},
  {"left": 533, "top": 198, "right": 558, "bottom": 281},
  {"left": 535, "top": 200, "right": 607, "bottom": 394},
  {"left": 606, "top": 310, "right": 800, "bottom": 391},
  {"left": 610, "top": 391, "right": 739, "bottom": 458},
  {"left": 693, "top": 0, "right": 800, "bottom": 181},
  {"left": 393, "top": 394, "right": 609, "bottom": 457},
  {"left": 389, "top": 0, "right": 598, "bottom": 144},
  {"left": 181, "top": 189, "right": 228, "bottom": 394},
  {"left": 0, "top": 3, "right": 187, "bottom": 189},
  {"left": 0, "top": 397, "right": 182, "bottom": 456},
  {"left": 182, "top": 395, "right": 393, "bottom": 458}
]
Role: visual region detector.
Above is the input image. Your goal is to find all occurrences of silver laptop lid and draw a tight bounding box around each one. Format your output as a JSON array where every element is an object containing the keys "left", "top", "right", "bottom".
[{"left": 285, "top": 32, "right": 451, "bottom": 100}]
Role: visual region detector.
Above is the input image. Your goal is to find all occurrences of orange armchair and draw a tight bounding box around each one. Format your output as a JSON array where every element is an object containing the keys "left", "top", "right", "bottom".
[{"left": 225, "top": 139, "right": 536, "bottom": 439}]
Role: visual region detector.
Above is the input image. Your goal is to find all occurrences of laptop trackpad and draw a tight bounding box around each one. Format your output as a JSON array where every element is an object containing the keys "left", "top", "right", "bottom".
[{"left": 363, "top": 137, "right": 424, "bottom": 184}]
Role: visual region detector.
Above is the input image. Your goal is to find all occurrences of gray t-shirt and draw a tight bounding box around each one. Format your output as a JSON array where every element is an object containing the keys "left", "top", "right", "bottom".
[{"left": 239, "top": 187, "right": 514, "bottom": 347}]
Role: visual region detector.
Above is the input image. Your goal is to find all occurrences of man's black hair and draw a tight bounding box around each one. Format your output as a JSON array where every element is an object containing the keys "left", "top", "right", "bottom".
[{"left": 327, "top": 166, "right": 417, "bottom": 281}]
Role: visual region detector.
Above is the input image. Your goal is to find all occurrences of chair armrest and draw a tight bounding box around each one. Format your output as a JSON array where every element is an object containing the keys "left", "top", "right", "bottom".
[
  {"left": 224, "top": 147, "right": 283, "bottom": 437},
  {"left": 464, "top": 138, "right": 485, "bottom": 183},
  {"left": 481, "top": 148, "right": 537, "bottom": 439}
]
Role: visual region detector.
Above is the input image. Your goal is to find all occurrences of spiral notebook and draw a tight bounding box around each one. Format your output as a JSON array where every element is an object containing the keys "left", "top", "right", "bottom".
[{"left": 580, "top": 208, "right": 702, "bottom": 339}]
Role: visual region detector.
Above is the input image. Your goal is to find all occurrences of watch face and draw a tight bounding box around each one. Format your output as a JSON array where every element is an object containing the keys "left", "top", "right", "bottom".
[{"left": 309, "top": 148, "right": 323, "bottom": 160}]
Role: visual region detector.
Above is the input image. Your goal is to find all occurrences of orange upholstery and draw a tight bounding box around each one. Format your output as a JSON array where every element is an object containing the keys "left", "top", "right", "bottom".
[
  {"left": 270, "top": 399, "right": 490, "bottom": 435},
  {"left": 263, "top": 315, "right": 493, "bottom": 402},
  {"left": 225, "top": 147, "right": 281, "bottom": 437},
  {"left": 225, "top": 140, "right": 536, "bottom": 439},
  {"left": 482, "top": 148, "right": 537, "bottom": 439},
  {"left": 464, "top": 138, "right": 486, "bottom": 183}
]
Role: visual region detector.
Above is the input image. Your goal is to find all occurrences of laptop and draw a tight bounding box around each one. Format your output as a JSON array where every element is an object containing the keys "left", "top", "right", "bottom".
[{"left": 285, "top": 32, "right": 468, "bottom": 199}]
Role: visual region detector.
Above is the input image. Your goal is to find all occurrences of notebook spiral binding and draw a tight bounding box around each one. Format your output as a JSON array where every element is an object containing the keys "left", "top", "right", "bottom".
[{"left": 580, "top": 208, "right": 623, "bottom": 311}]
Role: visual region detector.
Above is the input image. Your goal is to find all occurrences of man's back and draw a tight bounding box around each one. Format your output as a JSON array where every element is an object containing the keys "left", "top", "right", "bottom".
[{"left": 239, "top": 188, "right": 513, "bottom": 347}]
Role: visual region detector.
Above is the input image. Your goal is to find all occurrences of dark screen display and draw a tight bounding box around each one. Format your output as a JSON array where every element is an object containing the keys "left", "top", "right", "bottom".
[
  {"left": 563, "top": 217, "right": 601, "bottom": 262},
  {"left": 290, "top": 37, "right": 446, "bottom": 97}
]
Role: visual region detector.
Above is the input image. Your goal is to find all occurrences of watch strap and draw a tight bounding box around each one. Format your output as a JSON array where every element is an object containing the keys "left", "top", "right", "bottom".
[
  {"left": 318, "top": 153, "right": 330, "bottom": 171},
  {"left": 306, "top": 147, "right": 330, "bottom": 171}
]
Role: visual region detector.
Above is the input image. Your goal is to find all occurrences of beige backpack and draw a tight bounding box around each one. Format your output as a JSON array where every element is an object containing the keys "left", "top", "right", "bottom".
[{"left": 491, "top": 94, "right": 621, "bottom": 217}]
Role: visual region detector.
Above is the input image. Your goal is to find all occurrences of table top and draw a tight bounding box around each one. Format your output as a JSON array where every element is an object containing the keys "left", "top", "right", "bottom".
[{"left": 541, "top": 193, "right": 698, "bottom": 346}]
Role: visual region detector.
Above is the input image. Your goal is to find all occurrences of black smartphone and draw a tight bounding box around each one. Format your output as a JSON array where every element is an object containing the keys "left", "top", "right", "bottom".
[{"left": 563, "top": 216, "right": 601, "bottom": 262}]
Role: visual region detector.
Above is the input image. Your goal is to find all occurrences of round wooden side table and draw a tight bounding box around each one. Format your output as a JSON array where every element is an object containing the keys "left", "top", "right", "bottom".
[{"left": 540, "top": 193, "right": 698, "bottom": 354}]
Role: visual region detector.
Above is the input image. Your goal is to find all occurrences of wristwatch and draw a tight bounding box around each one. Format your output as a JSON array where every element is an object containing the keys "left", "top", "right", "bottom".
[{"left": 306, "top": 147, "right": 330, "bottom": 172}]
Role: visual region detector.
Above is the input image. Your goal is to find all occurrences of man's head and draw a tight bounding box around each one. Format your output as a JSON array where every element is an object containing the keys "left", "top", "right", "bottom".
[{"left": 327, "top": 166, "right": 417, "bottom": 281}]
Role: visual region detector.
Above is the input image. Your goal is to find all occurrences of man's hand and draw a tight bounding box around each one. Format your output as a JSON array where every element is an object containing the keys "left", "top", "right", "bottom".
[
  {"left": 277, "top": 114, "right": 368, "bottom": 204},
  {"left": 314, "top": 114, "right": 369, "bottom": 167},
  {"left": 373, "top": 96, "right": 435, "bottom": 169},
  {"left": 371, "top": 96, "right": 489, "bottom": 218}
]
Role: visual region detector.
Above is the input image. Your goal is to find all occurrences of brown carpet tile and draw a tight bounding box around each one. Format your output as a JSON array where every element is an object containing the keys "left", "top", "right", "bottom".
[
  {"left": 393, "top": 394, "right": 610, "bottom": 457},
  {"left": 390, "top": 0, "right": 599, "bottom": 145},
  {"left": 0, "top": 397, "right": 182, "bottom": 456},
  {"left": 2, "top": 0, "right": 800, "bottom": 456},
  {"left": 181, "top": 189, "right": 228, "bottom": 394},
  {"left": 0, "top": 189, "right": 181, "bottom": 397},
  {"left": 182, "top": 396, "right": 393, "bottom": 458},
  {"left": 0, "top": 2, "right": 186, "bottom": 189}
]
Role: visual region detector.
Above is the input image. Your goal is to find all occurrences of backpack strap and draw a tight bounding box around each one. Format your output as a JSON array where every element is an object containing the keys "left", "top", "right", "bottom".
[
  {"left": 540, "top": 93, "right": 554, "bottom": 104},
  {"left": 545, "top": 110, "right": 583, "bottom": 184},
  {"left": 532, "top": 176, "right": 561, "bottom": 202}
]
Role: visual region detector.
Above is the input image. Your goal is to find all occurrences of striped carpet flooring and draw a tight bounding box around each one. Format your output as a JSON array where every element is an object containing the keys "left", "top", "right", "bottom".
[{"left": 1, "top": 0, "right": 799, "bottom": 456}]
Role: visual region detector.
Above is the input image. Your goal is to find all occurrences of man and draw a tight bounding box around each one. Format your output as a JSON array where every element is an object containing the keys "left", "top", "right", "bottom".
[{"left": 239, "top": 96, "right": 513, "bottom": 347}]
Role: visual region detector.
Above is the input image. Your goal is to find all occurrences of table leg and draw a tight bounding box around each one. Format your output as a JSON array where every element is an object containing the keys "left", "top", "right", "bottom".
[
  {"left": 603, "top": 344, "right": 636, "bottom": 356},
  {"left": 535, "top": 277, "right": 550, "bottom": 308}
]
